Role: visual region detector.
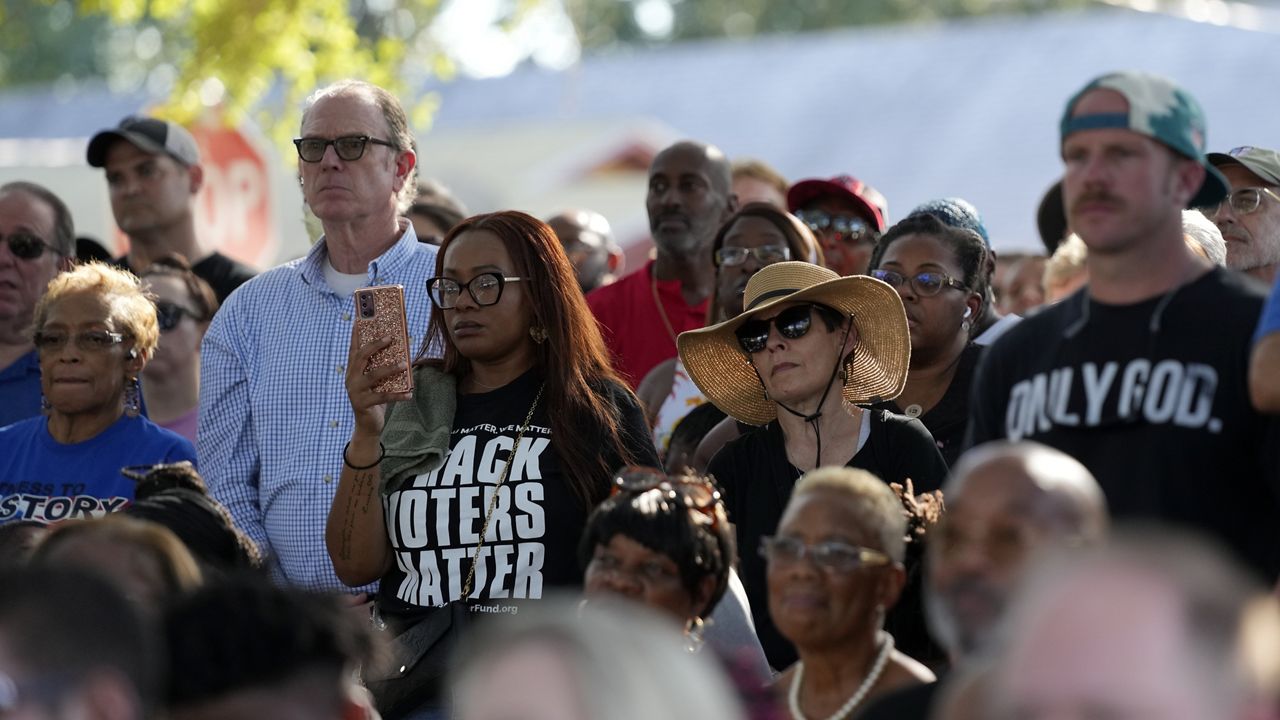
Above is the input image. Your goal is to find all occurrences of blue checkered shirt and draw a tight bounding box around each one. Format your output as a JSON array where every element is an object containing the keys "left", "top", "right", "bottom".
[{"left": 197, "top": 224, "right": 438, "bottom": 592}]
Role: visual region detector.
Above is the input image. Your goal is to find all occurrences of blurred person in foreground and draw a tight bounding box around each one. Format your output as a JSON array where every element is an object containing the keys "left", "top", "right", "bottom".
[
  {"left": 1206, "top": 146, "right": 1280, "bottom": 284},
  {"left": 451, "top": 597, "right": 747, "bottom": 720},
  {"left": 164, "top": 575, "right": 378, "bottom": 720},
  {"left": 859, "top": 440, "right": 1108, "bottom": 720},
  {"left": 0, "top": 181, "right": 74, "bottom": 427},
  {"left": 198, "top": 79, "right": 437, "bottom": 591},
  {"left": 967, "top": 70, "right": 1280, "bottom": 580},
  {"left": 546, "top": 209, "right": 623, "bottom": 293},
  {"left": 139, "top": 254, "right": 218, "bottom": 443},
  {"left": 328, "top": 211, "right": 656, "bottom": 718},
  {"left": 580, "top": 466, "right": 770, "bottom": 683},
  {"left": 788, "top": 175, "right": 887, "bottom": 277},
  {"left": 682, "top": 261, "right": 947, "bottom": 668},
  {"left": 0, "top": 262, "right": 195, "bottom": 524},
  {"left": 988, "top": 529, "right": 1266, "bottom": 720},
  {"left": 0, "top": 565, "right": 158, "bottom": 720},
  {"left": 639, "top": 202, "right": 821, "bottom": 460},
  {"left": 587, "top": 140, "right": 737, "bottom": 386},
  {"left": 764, "top": 468, "right": 935, "bottom": 717},
  {"left": 867, "top": 213, "right": 990, "bottom": 465},
  {"left": 87, "top": 115, "right": 255, "bottom": 303}
]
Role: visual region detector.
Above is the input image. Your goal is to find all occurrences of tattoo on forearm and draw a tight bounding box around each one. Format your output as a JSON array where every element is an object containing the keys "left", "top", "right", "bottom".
[{"left": 338, "top": 470, "right": 378, "bottom": 562}]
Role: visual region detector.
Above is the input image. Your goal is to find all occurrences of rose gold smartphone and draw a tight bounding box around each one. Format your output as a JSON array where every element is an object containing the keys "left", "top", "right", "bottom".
[{"left": 354, "top": 285, "right": 414, "bottom": 394}]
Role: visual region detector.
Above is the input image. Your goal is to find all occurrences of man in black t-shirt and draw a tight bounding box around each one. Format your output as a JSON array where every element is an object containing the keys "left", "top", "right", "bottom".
[
  {"left": 967, "top": 71, "right": 1280, "bottom": 579},
  {"left": 87, "top": 115, "right": 256, "bottom": 304}
]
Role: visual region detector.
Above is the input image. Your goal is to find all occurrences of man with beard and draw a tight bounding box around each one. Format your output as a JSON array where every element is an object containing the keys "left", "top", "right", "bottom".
[
  {"left": 968, "top": 71, "right": 1280, "bottom": 579},
  {"left": 587, "top": 141, "right": 736, "bottom": 386},
  {"left": 859, "top": 441, "right": 1108, "bottom": 720},
  {"left": 1207, "top": 146, "right": 1280, "bottom": 284}
]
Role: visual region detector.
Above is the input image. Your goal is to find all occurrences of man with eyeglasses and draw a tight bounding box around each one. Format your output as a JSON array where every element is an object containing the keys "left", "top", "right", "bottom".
[
  {"left": 87, "top": 115, "right": 256, "bottom": 304},
  {"left": 787, "top": 174, "right": 888, "bottom": 277},
  {"left": 860, "top": 441, "right": 1108, "bottom": 720},
  {"left": 0, "top": 182, "right": 74, "bottom": 428},
  {"left": 198, "top": 80, "right": 437, "bottom": 593},
  {"left": 1206, "top": 146, "right": 1280, "bottom": 284},
  {"left": 967, "top": 71, "right": 1280, "bottom": 581}
]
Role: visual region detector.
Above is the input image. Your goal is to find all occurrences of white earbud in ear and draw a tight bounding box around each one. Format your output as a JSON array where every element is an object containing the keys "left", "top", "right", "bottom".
[{"left": 963, "top": 307, "right": 972, "bottom": 319}]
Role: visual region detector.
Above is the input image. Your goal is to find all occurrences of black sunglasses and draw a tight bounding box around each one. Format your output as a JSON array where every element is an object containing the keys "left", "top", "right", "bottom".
[
  {"left": 734, "top": 304, "right": 815, "bottom": 354},
  {"left": 2, "top": 232, "right": 63, "bottom": 260},
  {"left": 155, "top": 301, "right": 202, "bottom": 332},
  {"left": 292, "top": 135, "right": 397, "bottom": 163}
]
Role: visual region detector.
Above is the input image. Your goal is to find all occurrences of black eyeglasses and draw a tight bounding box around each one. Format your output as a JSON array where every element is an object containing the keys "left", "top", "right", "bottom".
[
  {"left": 155, "top": 301, "right": 202, "bottom": 332},
  {"left": 426, "top": 272, "right": 530, "bottom": 310},
  {"left": 794, "top": 209, "right": 879, "bottom": 244},
  {"left": 33, "top": 329, "right": 128, "bottom": 353},
  {"left": 2, "top": 232, "right": 64, "bottom": 260},
  {"left": 292, "top": 135, "right": 397, "bottom": 163},
  {"left": 611, "top": 466, "right": 723, "bottom": 530},
  {"left": 1202, "top": 186, "right": 1280, "bottom": 218},
  {"left": 870, "top": 269, "right": 968, "bottom": 297},
  {"left": 715, "top": 245, "right": 790, "bottom": 267},
  {"left": 734, "top": 304, "right": 816, "bottom": 354},
  {"left": 759, "top": 535, "right": 891, "bottom": 573}
]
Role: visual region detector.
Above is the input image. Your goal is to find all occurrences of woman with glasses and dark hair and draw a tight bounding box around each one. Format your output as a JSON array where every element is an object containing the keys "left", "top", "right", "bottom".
[
  {"left": 678, "top": 261, "right": 946, "bottom": 670},
  {"left": 139, "top": 253, "right": 218, "bottom": 442},
  {"left": 639, "top": 202, "right": 823, "bottom": 465},
  {"left": 580, "top": 467, "right": 771, "bottom": 680},
  {"left": 328, "top": 210, "right": 658, "bottom": 718},
  {"left": 866, "top": 212, "right": 990, "bottom": 467},
  {"left": 0, "top": 262, "right": 196, "bottom": 524},
  {"left": 764, "top": 467, "right": 934, "bottom": 718}
]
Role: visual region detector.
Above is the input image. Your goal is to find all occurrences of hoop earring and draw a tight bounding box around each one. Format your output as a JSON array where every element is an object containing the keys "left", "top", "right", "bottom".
[
  {"left": 124, "top": 377, "right": 142, "bottom": 418},
  {"left": 529, "top": 326, "right": 548, "bottom": 344}
]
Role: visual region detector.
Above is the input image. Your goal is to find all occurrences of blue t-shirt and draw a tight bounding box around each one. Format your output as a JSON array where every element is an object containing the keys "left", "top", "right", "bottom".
[
  {"left": 0, "top": 414, "right": 196, "bottom": 524},
  {"left": 1256, "top": 272, "right": 1280, "bottom": 344},
  {"left": 0, "top": 350, "right": 42, "bottom": 429}
]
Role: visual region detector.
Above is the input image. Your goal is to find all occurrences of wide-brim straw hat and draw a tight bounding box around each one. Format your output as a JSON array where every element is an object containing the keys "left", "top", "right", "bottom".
[{"left": 678, "top": 262, "right": 910, "bottom": 426}]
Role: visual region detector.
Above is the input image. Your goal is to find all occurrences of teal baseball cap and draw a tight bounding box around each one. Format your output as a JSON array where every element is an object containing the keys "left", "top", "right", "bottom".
[{"left": 1060, "top": 71, "right": 1228, "bottom": 208}]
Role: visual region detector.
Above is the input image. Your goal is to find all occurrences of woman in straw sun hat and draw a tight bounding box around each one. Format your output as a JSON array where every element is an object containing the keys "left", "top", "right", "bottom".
[{"left": 680, "top": 261, "right": 947, "bottom": 670}]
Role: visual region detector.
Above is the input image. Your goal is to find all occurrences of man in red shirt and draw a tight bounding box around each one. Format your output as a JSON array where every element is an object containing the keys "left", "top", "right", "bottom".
[{"left": 587, "top": 141, "right": 736, "bottom": 386}]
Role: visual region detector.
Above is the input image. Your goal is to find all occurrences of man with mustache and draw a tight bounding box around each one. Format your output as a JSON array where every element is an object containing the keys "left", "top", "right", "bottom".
[
  {"left": 1207, "top": 146, "right": 1280, "bottom": 284},
  {"left": 87, "top": 116, "right": 256, "bottom": 304},
  {"left": 198, "top": 80, "right": 436, "bottom": 592},
  {"left": 859, "top": 440, "right": 1108, "bottom": 720},
  {"left": 586, "top": 140, "right": 736, "bottom": 386},
  {"left": 967, "top": 71, "right": 1280, "bottom": 580}
]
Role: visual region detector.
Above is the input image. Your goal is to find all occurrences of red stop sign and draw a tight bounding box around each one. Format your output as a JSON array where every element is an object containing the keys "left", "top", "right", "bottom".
[{"left": 188, "top": 124, "right": 275, "bottom": 269}]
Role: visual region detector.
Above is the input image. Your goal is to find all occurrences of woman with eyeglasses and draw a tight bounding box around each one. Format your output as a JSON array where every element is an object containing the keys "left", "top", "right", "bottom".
[
  {"left": 580, "top": 467, "right": 773, "bottom": 681},
  {"left": 866, "top": 213, "right": 990, "bottom": 467},
  {"left": 139, "top": 254, "right": 218, "bottom": 442},
  {"left": 0, "top": 262, "right": 196, "bottom": 524},
  {"left": 327, "top": 210, "right": 658, "bottom": 719},
  {"left": 679, "top": 261, "right": 947, "bottom": 670},
  {"left": 763, "top": 467, "right": 935, "bottom": 719},
  {"left": 639, "top": 203, "right": 822, "bottom": 466}
]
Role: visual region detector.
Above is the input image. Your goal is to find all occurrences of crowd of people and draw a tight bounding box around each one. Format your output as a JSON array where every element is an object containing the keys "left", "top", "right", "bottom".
[{"left": 1, "top": 68, "right": 1280, "bottom": 720}]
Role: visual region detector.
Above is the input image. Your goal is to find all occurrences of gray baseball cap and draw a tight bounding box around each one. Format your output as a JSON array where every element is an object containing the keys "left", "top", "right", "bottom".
[
  {"left": 1207, "top": 146, "right": 1280, "bottom": 186},
  {"left": 87, "top": 115, "right": 201, "bottom": 168}
]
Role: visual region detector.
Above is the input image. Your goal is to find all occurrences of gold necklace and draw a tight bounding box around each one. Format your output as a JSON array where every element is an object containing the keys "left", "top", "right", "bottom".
[{"left": 650, "top": 268, "right": 679, "bottom": 346}]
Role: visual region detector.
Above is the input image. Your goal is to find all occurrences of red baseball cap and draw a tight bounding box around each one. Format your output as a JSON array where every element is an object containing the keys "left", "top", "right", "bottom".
[{"left": 787, "top": 175, "right": 888, "bottom": 232}]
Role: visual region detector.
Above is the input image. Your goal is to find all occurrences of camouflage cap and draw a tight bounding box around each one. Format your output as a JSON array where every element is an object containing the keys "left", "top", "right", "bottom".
[
  {"left": 1206, "top": 146, "right": 1280, "bottom": 187},
  {"left": 1060, "top": 71, "right": 1228, "bottom": 208}
]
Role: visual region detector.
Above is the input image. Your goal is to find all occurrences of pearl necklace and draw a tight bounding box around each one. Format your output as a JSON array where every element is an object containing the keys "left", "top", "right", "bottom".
[{"left": 788, "top": 631, "right": 894, "bottom": 720}]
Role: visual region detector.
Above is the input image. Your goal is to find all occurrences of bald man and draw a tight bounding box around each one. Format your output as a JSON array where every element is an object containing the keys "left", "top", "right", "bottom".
[
  {"left": 546, "top": 209, "right": 622, "bottom": 293},
  {"left": 860, "top": 440, "right": 1108, "bottom": 720},
  {"left": 586, "top": 140, "right": 737, "bottom": 386}
]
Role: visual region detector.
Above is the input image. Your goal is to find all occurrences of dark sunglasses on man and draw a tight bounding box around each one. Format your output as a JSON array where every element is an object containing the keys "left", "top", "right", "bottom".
[
  {"left": 292, "top": 135, "right": 397, "bottom": 163},
  {"left": 1, "top": 232, "right": 65, "bottom": 260}
]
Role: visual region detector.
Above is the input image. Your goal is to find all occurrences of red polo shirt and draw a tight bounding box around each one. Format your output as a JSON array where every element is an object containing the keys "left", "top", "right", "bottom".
[{"left": 587, "top": 260, "right": 709, "bottom": 387}]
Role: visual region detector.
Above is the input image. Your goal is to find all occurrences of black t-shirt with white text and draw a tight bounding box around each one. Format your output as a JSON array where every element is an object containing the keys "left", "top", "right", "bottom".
[
  {"left": 377, "top": 369, "right": 658, "bottom": 617},
  {"left": 968, "top": 268, "right": 1280, "bottom": 578}
]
